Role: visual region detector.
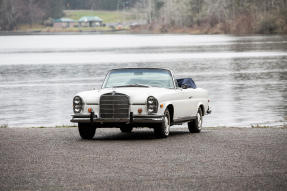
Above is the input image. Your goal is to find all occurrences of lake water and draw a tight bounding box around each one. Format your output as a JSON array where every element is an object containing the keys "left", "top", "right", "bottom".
[{"left": 0, "top": 34, "right": 286, "bottom": 128}]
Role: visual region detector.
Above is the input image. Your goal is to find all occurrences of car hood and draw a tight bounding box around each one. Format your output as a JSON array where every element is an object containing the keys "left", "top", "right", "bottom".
[{"left": 77, "top": 87, "right": 175, "bottom": 105}]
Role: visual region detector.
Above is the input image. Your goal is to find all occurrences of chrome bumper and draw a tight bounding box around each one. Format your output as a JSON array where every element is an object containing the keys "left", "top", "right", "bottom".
[{"left": 70, "top": 113, "right": 164, "bottom": 124}]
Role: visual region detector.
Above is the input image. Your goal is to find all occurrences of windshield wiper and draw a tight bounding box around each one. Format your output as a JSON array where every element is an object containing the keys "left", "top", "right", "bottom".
[{"left": 113, "top": 84, "right": 150, "bottom": 88}]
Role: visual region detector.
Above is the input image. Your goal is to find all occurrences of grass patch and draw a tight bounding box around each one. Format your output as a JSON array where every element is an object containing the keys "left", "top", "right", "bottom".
[
  {"left": 41, "top": 26, "right": 113, "bottom": 32},
  {"left": 64, "top": 10, "right": 136, "bottom": 23},
  {"left": 14, "top": 10, "right": 139, "bottom": 32},
  {"left": 16, "top": 25, "right": 117, "bottom": 33},
  {"left": 16, "top": 24, "right": 47, "bottom": 31}
]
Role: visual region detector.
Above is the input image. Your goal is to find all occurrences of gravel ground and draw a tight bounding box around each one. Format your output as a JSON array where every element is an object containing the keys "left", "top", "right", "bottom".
[{"left": 0, "top": 127, "right": 286, "bottom": 191}]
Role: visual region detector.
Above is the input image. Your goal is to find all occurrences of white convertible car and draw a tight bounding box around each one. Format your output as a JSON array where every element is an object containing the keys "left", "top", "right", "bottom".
[{"left": 71, "top": 68, "right": 211, "bottom": 139}]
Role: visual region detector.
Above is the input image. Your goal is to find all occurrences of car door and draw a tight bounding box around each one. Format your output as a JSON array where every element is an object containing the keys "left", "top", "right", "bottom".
[
  {"left": 183, "top": 88, "right": 198, "bottom": 117},
  {"left": 171, "top": 88, "right": 195, "bottom": 119}
]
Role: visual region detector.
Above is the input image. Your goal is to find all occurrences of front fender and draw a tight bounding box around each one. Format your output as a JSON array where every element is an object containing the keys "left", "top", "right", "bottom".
[
  {"left": 197, "top": 101, "right": 208, "bottom": 116},
  {"left": 158, "top": 101, "right": 173, "bottom": 115}
]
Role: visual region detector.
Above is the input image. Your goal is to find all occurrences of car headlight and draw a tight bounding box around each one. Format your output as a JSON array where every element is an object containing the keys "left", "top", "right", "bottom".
[
  {"left": 147, "top": 96, "right": 158, "bottom": 114},
  {"left": 73, "top": 96, "right": 83, "bottom": 113}
]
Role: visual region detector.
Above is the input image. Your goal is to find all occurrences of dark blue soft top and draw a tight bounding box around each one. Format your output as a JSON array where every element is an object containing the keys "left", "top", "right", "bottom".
[{"left": 176, "top": 78, "right": 197, "bottom": 89}]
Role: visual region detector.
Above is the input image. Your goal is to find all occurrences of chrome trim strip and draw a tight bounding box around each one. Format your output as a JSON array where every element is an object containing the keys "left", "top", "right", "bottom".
[
  {"left": 101, "top": 68, "right": 175, "bottom": 89},
  {"left": 86, "top": 103, "right": 99, "bottom": 105},
  {"left": 133, "top": 115, "right": 164, "bottom": 118},
  {"left": 172, "top": 116, "right": 197, "bottom": 125}
]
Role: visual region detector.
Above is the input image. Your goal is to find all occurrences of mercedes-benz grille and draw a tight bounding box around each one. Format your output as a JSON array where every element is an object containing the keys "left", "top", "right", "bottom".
[{"left": 99, "top": 93, "right": 130, "bottom": 118}]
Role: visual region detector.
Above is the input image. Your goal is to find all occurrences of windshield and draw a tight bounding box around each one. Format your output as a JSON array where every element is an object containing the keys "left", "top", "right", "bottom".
[{"left": 103, "top": 69, "right": 174, "bottom": 89}]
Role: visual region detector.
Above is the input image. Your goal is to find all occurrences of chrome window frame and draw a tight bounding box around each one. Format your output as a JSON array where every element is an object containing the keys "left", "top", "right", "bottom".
[{"left": 101, "top": 68, "right": 176, "bottom": 89}]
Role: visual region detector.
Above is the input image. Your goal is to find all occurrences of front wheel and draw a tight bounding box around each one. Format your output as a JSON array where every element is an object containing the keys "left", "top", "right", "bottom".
[
  {"left": 78, "top": 123, "right": 96, "bottom": 139},
  {"left": 188, "top": 108, "right": 203, "bottom": 133},
  {"left": 154, "top": 109, "right": 170, "bottom": 138}
]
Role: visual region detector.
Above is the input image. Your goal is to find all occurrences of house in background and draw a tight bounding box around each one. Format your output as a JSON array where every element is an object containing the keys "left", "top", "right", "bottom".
[
  {"left": 79, "top": 16, "right": 103, "bottom": 27},
  {"left": 53, "top": 18, "right": 78, "bottom": 28}
]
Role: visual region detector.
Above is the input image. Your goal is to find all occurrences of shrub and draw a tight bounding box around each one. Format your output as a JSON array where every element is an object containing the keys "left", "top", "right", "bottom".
[
  {"left": 256, "top": 16, "right": 278, "bottom": 34},
  {"left": 0, "top": 124, "right": 8, "bottom": 128}
]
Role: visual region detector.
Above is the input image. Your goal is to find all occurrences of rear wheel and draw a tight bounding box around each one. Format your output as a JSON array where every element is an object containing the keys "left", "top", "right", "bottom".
[
  {"left": 78, "top": 123, "right": 96, "bottom": 139},
  {"left": 188, "top": 108, "right": 202, "bottom": 133},
  {"left": 154, "top": 109, "right": 170, "bottom": 138},
  {"left": 120, "top": 126, "right": 133, "bottom": 133}
]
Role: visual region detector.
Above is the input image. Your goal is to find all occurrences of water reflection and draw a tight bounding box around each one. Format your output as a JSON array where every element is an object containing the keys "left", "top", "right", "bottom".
[{"left": 0, "top": 34, "right": 286, "bottom": 127}]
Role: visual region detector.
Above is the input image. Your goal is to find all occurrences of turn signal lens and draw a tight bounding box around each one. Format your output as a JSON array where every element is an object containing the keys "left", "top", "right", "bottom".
[
  {"left": 138, "top": 108, "right": 143, "bottom": 114},
  {"left": 88, "top": 108, "right": 92, "bottom": 113},
  {"left": 160, "top": 104, "right": 164, "bottom": 108}
]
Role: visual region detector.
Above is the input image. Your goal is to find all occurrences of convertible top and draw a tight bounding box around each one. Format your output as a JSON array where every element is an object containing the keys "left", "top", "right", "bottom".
[{"left": 177, "top": 78, "right": 197, "bottom": 89}]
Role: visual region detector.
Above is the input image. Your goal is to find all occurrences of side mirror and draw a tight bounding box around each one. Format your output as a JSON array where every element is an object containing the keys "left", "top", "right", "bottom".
[{"left": 181, "top": 84, "right": 188, "bottom": 89}]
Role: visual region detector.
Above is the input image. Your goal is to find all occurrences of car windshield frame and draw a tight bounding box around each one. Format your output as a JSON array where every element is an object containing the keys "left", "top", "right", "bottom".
[{"left": 102, "top": 68, "right": 175, "bottom": 89}]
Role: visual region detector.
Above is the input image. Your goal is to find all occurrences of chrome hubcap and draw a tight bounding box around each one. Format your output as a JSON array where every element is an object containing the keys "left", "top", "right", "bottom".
[
  {"left": 197, "top": 112, "right": 202, "bottom": 130},
  {"left": 164, "top": 114, "right": 170, "bottom": 135}
]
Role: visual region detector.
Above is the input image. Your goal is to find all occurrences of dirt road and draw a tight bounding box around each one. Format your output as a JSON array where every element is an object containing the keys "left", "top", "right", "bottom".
[{"left": 0, "top": 127, "right": 286, "bottom": 190}]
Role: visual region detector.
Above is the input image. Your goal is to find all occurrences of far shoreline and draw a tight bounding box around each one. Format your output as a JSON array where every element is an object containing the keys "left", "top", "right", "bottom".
[
  {"left": 1, "top": 31, "right": 285, "bottom": 36},
  {"left": 1, "top": 25, "right": 287, "bottom": 36}
]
